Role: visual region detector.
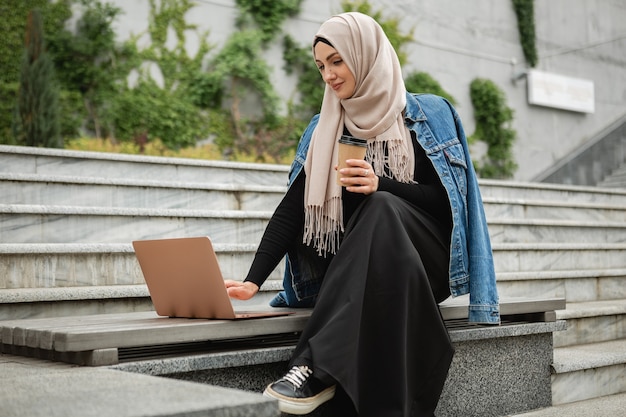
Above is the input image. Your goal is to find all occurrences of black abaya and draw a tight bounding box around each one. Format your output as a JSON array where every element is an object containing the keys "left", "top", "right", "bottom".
[{"left": 291, "top": 191, "right": 454, "bottom": 417}]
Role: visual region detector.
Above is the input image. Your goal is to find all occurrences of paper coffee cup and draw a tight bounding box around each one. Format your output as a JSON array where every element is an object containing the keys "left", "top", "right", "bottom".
[{"left": 337, "top": 135, "right": 367, "bottom": 186}]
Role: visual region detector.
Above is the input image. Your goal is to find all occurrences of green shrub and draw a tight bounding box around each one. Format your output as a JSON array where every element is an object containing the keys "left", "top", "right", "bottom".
[
  {"left": 404, "top": 72, "right": 456, "bottom": 105},
  {"left": 110, "top": 81, "right": 208, "bottom": 150},
  {"left": 469, "top": 78, "right": 517, "bottom": 178}
]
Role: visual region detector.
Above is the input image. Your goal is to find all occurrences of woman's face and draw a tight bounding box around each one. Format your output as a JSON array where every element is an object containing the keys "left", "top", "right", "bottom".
[{"left": 314, "top": 41, "right": 356, "bottom": 100}]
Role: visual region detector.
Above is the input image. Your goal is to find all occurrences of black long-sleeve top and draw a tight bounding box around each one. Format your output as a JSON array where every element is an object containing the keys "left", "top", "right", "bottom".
[{"left": 244, "top": 135, "right": 452, "bottom": 287}]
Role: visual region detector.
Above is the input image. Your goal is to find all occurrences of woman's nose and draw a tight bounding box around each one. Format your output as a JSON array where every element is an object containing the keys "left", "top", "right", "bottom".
[{"left": 323, "top": 68, "right": 336, "bottom": 82}]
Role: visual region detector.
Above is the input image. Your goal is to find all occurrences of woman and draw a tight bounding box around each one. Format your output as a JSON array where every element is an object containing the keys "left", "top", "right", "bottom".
[{"left": 226, "top": 12, "right": 499, "bottom": 416}]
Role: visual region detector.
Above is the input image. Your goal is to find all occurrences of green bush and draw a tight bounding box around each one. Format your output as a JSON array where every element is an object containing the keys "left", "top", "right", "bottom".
[
  {"left": 469, "top": 78, "right": 517, "bottom": 179},
  {"left": 404, "top": 72, "right": 456, "bottom": 105},
  {"left": 110, "top": 81, "right": 208, "bottom": 150}
]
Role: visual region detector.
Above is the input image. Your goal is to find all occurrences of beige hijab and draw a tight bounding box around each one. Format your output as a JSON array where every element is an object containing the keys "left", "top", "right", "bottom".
[{"left": 303, "top": 12, "right": 415, "bottom": 255}]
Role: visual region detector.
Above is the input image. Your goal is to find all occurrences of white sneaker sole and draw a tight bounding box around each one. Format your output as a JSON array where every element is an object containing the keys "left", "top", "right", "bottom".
[{"left": 263, "top": 384, "right": 336, "bottom": 415}]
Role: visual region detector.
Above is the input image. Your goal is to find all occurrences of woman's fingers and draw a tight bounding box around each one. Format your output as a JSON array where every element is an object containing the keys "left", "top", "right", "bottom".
[
  {"left": 339, "top": 159, "right": 378, "bottom": 194},
  {"left": 224, "top": 280, "right": 259, "bottom": 300}
]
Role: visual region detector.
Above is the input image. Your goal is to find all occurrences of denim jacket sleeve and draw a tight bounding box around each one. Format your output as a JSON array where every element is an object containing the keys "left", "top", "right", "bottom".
[{"left": 288, "top": 114, "right": 319, "bottom": 186}]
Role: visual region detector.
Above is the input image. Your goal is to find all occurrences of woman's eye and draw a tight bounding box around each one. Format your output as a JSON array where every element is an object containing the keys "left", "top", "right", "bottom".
[
  {"left": 333, "top": 59, "right": 343, "bottom": 66},
  {"left": 318, "top": 65, "right": 324, "bottom": 71}
]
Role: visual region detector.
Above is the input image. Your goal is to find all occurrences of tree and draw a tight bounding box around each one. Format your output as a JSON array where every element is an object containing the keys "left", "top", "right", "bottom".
[
  {"left": 0, "top": 0, "right": 70, "bottom": 143},
  {"left": 13, "top": 9, "right": 61, "bottom": 148},
  {"left": 48, "top": 0, "right": 132, "bottom": 139}
]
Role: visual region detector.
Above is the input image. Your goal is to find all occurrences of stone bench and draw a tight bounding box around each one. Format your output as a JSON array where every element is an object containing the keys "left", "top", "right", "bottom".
[{"left": 0, "top": 296, "right": 566, "bottom": 416}]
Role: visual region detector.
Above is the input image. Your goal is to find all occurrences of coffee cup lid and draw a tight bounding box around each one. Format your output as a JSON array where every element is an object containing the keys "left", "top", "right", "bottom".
[{"left": 338, "top": 135, "right": 367, "bottom": 147}]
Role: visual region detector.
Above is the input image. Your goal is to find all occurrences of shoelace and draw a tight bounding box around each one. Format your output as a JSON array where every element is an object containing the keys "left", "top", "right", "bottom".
[{"left": 281, "top": 365, "right": 313, "bottom": 389}]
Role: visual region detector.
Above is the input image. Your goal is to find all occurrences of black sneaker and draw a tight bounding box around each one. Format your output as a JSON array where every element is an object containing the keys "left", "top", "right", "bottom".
[{"left": 263, "top": 365, "right": 336, "bottom": 415}]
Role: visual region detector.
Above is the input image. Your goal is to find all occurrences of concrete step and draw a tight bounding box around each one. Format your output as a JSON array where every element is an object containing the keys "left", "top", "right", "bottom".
[
  {"left": 550, "top": 339, "right": 626, "bottom": 405},
  {"left": 496, "top": 268, "right": 626, "bottom": 302},
  {"left": 487, "top": 218, "right": 626, "bottom": 244},
  {"left": 507, "top": 392, "right": 626, "bottom": 416},
  {"left": 0, "top": 172, "right": 285, "bottom": 211},
  {"left": 493, "top": 243, "right": 626, "bottom": 273},
  {"left": 483, "top": 196, "right": 626, "bottom": 222},
  {"left": 2, "top": 243, "right": 623, "bottom": 290},
  {"left": 0, "top": 204, "right": 272, "bottom": 244},
  {"left": 0, "top": 283, "right": 282, "bottom": 321},
  {"left": 3, "top": 173, "right": 625, "bottom": 223},
  {"left": 3, "top": 144, "right": 625, "bottom": 206},
  {"left": 479, "top": 178, "right": 626, "bottom": 206},
  {"left": 554, "top": 299, "right": 626, "bottom": 347},
  {"left": 0, "top": 242, "right": 622, "bottom": 320},
  {"left": 0, "top": 144, "right": 289, "bottom": 187},
  {"left": 0, "top": 243, "right": 284, "bottom": 289},
  {"left": 0, "top": 286, "right": 154, "bottom": 321},
  {"left": 2, "top": 204, "right": 623, "bottom": 245}
]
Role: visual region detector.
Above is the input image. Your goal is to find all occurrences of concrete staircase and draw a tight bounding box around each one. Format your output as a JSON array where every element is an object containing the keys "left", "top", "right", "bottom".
[
  {"left": 599, "top": 164, "right": 626, "bottom": 189},
  {"left": 1, "top": 144, "right": 625, "bottom": 409},
  {"left": 479, "top": 180, "right": 626, "bottom": 407}
]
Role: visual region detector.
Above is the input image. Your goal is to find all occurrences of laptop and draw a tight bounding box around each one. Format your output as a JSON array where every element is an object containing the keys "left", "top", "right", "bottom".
[{"left": 132, "top": 236, "right": 294, "bottom": 320}]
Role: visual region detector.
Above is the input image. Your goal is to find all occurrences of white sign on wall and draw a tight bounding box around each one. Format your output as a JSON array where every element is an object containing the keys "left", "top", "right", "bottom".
[{"left": 527, "top": 69, "right": 595, "bottom": 113}]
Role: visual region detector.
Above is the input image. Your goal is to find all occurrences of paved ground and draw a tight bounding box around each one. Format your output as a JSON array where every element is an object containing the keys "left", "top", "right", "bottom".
[{"left": 0, "top": 353, "right": 278, "bottom": 417}]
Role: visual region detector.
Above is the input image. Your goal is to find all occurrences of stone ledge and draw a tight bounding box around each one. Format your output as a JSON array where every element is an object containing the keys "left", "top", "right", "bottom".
[
  {"left": 110, "top": 321, "right": 566, "bottom": 377},
  {"left": 447, "top": 320, "right": 566, "bottom": 342}
]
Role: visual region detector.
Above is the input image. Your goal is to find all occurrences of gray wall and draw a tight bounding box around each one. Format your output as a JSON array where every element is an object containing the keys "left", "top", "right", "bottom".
[{"left": 106, "top": 0, "right": 626, "bottom": 182}]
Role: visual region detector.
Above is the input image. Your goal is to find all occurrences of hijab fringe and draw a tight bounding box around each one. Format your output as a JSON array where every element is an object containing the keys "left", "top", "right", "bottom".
[
  {"left": 303, "top": 196, "right": 344, "bottom": 256},
  {"left": 367, "top": 138, "right": 414, "bottom": 183}
]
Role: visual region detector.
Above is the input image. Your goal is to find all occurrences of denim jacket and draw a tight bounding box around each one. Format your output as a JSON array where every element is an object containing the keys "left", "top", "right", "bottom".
[{"left": 276, "top": 93, "right": 500, "bottom": 324}]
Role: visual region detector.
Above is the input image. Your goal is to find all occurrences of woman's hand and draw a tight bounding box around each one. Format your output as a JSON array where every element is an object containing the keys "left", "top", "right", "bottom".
[
  {"left": 225, "top": 280, "right": 259, "bottom": 300},
  {"left": 337, "top": 159, "right": 379, "bottom": 195}
]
